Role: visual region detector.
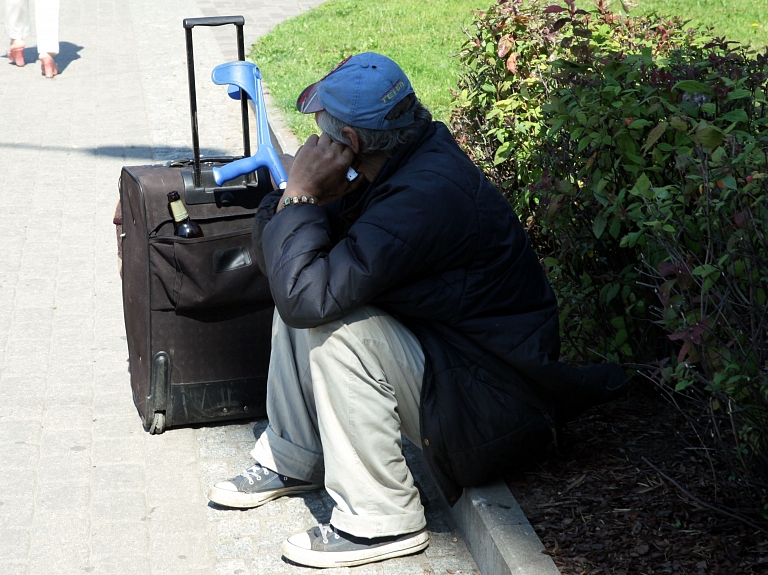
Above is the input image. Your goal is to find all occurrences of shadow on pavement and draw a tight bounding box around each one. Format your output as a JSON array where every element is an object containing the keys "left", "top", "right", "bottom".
[
  {"left": 2, "top": 41, "right": 82, "bottom": 73},
  {"left": 56, "top": 41, "right": 84, "bottom": 73},
  {"left": 0, "top": 142, "right": 231, "bottom": 162}
]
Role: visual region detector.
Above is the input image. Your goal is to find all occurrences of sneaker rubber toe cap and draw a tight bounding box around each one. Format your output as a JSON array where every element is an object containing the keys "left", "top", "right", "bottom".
[
  {"left": 212, "top": 481, "right": 238, "bottom": 492},
  {"left": 285, "top": 531, "right": 312, "bottom": 550}
]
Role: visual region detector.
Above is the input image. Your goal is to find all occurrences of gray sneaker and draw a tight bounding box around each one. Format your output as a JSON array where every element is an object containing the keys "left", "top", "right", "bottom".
[
  {"left": 282, "top": 523, "right": 429, "bottom": 568},
  {"left": 208, "top": 463, "right": 322, "bottom": 509}
]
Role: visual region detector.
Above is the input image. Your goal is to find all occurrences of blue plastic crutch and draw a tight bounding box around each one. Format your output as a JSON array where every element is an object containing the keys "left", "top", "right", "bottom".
[{"left": 210, "top": 61, "right": 288, "bottom": 189}]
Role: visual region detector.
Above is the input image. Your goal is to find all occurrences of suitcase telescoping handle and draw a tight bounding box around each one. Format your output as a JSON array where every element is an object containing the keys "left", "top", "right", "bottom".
[{"left": 182, "top": 16, "right": 250, "bottom": 188}]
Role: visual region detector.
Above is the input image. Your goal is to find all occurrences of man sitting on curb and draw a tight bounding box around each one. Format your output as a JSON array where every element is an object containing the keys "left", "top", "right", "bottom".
[{"left": 208, "top": 52, "right": 628, "bottom": 569}]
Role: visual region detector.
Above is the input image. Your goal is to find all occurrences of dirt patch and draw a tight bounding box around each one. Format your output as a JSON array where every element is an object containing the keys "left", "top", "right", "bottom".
[{"left": 506, "top": 385, "right": 768, "bottom": 574}]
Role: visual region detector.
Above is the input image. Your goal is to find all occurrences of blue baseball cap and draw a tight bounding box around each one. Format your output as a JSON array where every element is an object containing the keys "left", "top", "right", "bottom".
[{"left": 296, "top": 52, "right": 416, "bottom": 130}]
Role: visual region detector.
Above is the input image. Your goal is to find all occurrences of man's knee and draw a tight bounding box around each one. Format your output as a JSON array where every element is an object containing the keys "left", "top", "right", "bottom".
[{"left": 305, "top": 306, "right": 383, "bottom": 348}]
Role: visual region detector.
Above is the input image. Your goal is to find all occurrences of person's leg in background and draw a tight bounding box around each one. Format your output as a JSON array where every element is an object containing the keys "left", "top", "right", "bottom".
[
  {"left": 35, "top": 0, "right": 59, "bottom": 77},
  {"left": 5, "top": 0, "right": 31, "bottom": 66}
]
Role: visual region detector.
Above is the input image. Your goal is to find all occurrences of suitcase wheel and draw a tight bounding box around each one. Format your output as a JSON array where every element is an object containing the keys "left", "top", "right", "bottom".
[{"left": 149, "top": 412, "right": 166, "bottom": 434}]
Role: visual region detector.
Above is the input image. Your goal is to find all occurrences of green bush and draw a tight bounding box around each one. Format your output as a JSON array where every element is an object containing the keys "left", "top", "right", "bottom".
[
  {"left": 451, "top": 0, "right": 768, "bottom": 513},
  {"left": 451, "top": 0, "right": 707, "bottom": 363}
]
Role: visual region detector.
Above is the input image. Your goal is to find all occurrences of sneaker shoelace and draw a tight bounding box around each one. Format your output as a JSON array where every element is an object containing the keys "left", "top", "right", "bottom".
[
  {"left": 240, "top": 464, "right": 269, "bottom": 485},
  {"left": 318, "top": 523, "right": 341, "bottom": 544}
]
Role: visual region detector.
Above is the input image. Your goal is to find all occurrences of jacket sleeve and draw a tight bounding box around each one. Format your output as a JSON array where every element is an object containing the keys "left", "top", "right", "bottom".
[{"left": 259, "top": 181, "right": 474, "bottom": 329}]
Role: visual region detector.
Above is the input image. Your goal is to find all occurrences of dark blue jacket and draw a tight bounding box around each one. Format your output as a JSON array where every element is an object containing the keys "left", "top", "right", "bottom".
[{"left": 253, "top": 122, "right": 627, "bottom": 504}]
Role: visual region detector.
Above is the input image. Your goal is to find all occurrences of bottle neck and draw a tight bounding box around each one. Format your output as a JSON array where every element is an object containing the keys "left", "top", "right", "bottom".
[{"left": 169, "top": 199, "right": 189, "bottom": 223}]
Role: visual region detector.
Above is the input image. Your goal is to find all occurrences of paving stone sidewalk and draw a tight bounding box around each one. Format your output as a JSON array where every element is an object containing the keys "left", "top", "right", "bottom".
[{"left": 0, "top": 1, "right": 480, "bottom": 574}]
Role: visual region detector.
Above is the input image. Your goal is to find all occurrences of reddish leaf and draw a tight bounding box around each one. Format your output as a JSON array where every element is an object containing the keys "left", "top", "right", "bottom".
[
  {"left": 658, "top": 262, "right": 678, "bottom": 277},
  {"left": 551, "top": 17, "right": 571, "bottom": 32},
  {"left": 668, "top": 320, "right": 708, "bottom": 345},
  {"left": 659, "top": 279, "right": 676, "bottom": 307},
  {"left": 497, "top": 35, "right": 515, "bottom": 58},
  {"left": 668, "top": 330, "right": 688, "bottom": 341},
  {"left": 506, "top": 52, "right": 518, "bottom": 74},
  {"left": 543, "top": 5, "right": 568, "bottom": 13},
  {"left": 734, "top": 211, "right": 749, "bottom": 228}
]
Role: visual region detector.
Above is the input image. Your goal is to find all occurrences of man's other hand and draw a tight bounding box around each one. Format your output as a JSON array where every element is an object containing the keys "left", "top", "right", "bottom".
[{"left": 281, "top": 133, "right": 359, "bottom": 208}]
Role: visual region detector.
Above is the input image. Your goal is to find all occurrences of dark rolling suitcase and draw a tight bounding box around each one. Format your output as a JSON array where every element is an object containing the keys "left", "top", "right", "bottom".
[{"left": 120, "top": 16, "right": 276, "bottom": 434}]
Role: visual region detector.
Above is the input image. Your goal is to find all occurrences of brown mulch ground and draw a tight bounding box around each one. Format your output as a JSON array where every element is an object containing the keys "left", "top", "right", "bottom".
[{"left": 505, "top": 384, "right": 768, "bottom": 574}]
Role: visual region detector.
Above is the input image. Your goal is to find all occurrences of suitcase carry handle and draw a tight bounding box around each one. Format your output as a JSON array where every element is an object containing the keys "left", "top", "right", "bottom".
[
  {"left": 183, "top": 16, "right": 245, "bottom": 28},
  {"left": 183, "top": 16, "right": 250, "bottom": 188}
]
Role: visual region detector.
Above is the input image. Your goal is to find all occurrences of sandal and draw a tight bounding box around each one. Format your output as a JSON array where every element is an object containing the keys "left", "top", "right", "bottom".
[
  {"left": 7, "top": 45, "right": 25, "bottom": 67},
  {"left": 40, "top": 54, "right": 58, "bottom": 78}
]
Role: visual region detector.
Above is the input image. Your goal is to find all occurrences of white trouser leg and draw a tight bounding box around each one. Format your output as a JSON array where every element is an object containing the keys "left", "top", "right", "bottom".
[
  {"left": 5, "top": 0, "right": 31, "bottom": 41},
  {"left": 251, "top": 306, "right": 426, "bottom": 538},
  {"left": 34, "top": 0, "right": 59, "bottom": 55}
]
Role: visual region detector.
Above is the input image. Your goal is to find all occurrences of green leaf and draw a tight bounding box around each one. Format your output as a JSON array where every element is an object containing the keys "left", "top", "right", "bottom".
[
  {"left": 609, "top": 217, "right": 621, "bottom": 239},
  {"left": 675, "top": 380, "right": 693, "bottom": 392},
  {"left": 493, "top": 141, "right": 513, "bottom": 165},
  {"left": 670, "top": 117, "right": 688, "bottom": 131},
  {"left": 628, "top": 119, "right": 652, "bottom": 130},
  {"left": 696, "top": 126, "right": 725, "bottom": 148},
  {"left": 693, "top": 264, "right": 718, "bottom": 277},
  {"left": 547, "top": 118, "right": 566, "bottom": 136},
  {"left": 721, "top": 109, "right": 748, "bottom": 123},
  {"left": 603, "top": 282, "right": 620, "bottom": 304},
  {"left": 720, "top": 175, "right": 738, "bottom": 190},
  {"left": 672, "top": 80, "right": 714, "bottom": 95},
  {"left": 577, "top": 137, "right": 592, "bottom": 153},
  {"left": 642, "top": 122, "right": 668, "bottom": 153},
  {"left": 625, "top": 231, "right": 644, "bottom": 248},
  {"left": 619, "top": 343, "right": 633, "bottom": 356},
  {"left": 630, "top": 173, "right": 651, "bottom": 197},
  {"left": 726, "top": 89, "right": 751, "bottom": 100},
  {"left": 593, "top": 212, "right": 607, "bottom": 239}
]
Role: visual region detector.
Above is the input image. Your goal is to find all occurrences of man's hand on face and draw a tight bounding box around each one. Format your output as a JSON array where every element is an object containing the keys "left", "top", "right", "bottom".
[{"left": 279, "top": 133, "right": 360, "bottom": 210}]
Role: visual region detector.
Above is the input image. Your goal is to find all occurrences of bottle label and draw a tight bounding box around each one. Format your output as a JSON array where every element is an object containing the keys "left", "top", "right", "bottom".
[{"left": 169, "top": 200, "right": 188, "bottom": 222}]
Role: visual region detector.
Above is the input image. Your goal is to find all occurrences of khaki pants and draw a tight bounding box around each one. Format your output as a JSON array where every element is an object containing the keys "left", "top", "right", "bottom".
[{"left": 251, "top": 306, "right": 426, "bottom": 538}]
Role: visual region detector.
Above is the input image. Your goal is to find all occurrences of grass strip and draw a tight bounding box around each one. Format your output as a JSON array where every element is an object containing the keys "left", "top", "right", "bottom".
[
  {"left": 250, "top": 0, "right": 484, "bottom": 142},
  {"left": 632, "top": 0, "right": 767, "bottom": 49}
]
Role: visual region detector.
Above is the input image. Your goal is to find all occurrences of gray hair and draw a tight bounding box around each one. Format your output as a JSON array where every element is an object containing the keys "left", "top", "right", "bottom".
[{"left": 316, "top": 95, "right": 432, "bottom": 157}]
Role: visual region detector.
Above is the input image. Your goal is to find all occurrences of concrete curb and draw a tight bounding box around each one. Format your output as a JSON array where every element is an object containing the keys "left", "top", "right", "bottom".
[
  {"left": 408, "top": 447, "right": 559, "bottom": 575},
  {"left": 449, "top": 482, "right": 560, "bottom": 575}
]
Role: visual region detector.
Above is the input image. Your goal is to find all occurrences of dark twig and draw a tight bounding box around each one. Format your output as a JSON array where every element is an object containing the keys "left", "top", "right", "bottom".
[{"left": 641, "top": 456, "right": 768, "bottom": 535}]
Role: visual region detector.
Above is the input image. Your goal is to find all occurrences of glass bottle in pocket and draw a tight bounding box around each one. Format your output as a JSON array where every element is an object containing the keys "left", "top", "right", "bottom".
[{"left": 167, "top": 191, "right": 204, "bottom": 238}]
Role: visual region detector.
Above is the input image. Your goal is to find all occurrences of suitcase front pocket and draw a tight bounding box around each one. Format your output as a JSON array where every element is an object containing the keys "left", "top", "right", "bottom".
[{"left": 149, "top": 229, "right": 272, "bottom": 311}]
